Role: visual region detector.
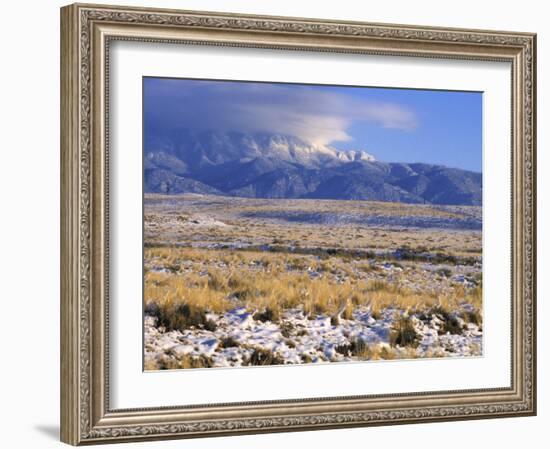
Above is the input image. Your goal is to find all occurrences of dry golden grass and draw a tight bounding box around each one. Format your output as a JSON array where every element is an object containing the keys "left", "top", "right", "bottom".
[
  {"left": 147, "top": 223, "right": 481, "bottom": 258},
  {"left": 145, "top": 246, "right": 482, "bottom": 332}
]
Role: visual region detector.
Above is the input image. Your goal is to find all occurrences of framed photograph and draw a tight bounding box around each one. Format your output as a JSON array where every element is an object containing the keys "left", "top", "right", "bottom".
[{"left": 60, "top": 3, "right": 537, "bottom": 445}]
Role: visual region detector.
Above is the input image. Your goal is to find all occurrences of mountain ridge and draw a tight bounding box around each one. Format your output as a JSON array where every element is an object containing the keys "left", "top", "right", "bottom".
[{"left": 144, "top": 130, "right": 482, "bottom": 206}]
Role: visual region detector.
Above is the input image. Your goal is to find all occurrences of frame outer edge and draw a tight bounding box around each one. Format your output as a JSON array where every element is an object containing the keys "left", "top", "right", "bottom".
[
  {"left": 61, "top": 2, "right": 537, "bottom": 444},
  {"left": 61, "top": 4, "right": 81, "bottom": 446},
  {"left": 528, "top": 33, "right": 536, "bottom": 416},
  {"left": 533, "top": 34, "right": 537, "bottom": 416}
]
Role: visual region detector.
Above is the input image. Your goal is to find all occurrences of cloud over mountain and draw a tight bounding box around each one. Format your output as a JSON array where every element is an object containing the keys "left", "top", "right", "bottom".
[{"left": 144, "top": 78, "right": 418, "bottom": 147}]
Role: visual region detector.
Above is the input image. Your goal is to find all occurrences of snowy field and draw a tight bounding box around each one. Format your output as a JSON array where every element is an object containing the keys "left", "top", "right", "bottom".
[{"left": 143, "top": 194, "right": 483, "bottom": 370}]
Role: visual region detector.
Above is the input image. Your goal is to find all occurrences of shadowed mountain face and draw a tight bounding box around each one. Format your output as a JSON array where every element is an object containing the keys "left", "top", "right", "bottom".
[{"left": 144, "top": 130, "right": 482, "bottom": 206}]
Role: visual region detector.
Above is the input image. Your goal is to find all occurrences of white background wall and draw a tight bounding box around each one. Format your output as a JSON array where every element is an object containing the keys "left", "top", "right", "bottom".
[{"left": 0, "top": 1, "right": 545, "bottom": 447}]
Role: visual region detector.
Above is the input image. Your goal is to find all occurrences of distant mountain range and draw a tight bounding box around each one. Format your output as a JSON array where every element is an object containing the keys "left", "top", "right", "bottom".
[{"left": 144, "top": 130, "right": 482, "bottom": 206}]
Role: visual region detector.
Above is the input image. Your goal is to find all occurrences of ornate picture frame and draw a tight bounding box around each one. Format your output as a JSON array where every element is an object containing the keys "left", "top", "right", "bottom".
[{"left": 60, "top": 3, "right": 536, "bottom": 445}]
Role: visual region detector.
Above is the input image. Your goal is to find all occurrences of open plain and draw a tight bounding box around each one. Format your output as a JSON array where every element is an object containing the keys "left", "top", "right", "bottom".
[{"left": 143, "top": 193, "right": 483, "bottom": 369}]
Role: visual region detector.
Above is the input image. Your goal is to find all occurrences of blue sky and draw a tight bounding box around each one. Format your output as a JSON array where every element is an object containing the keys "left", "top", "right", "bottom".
[{"left": 144, "top": 77, "right": 482, "bottom": 172}]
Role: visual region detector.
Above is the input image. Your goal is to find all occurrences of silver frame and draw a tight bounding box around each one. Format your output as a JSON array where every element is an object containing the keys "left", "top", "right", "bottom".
[{"left": 61, "top": 3, "right": 536, "bottom": 445}]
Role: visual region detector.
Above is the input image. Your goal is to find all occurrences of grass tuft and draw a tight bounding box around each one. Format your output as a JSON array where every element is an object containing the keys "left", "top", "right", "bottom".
[
  {"left": 246, "top": 348, "right": 284, "bottom": 366},
  {"left": 390, "top": 317, "right": 419, "bottom": 347}
]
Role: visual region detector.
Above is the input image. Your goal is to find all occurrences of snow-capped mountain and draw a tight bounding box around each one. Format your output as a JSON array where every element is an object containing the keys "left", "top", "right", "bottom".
[
  {"left": 146, "top": 130, "right": 375, "bottom": 169},
  {"left": 144, "top": 130, "right": 481, "bottom": 205}
]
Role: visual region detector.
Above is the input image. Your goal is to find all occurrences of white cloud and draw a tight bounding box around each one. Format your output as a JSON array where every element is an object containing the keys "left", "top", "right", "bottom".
[{"left": 145, "top": 79, "right": 418, "bottom": 146}]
